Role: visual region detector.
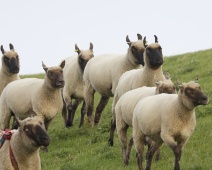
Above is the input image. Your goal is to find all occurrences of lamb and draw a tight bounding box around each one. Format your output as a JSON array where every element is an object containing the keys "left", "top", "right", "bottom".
[
  {"left": 0, "top": 61, "right": 65, "bottom": 130},
  {"left": 109, "top": 35, "right": 165, "bottom": 146},
  {"left": 83, "top": 34, "right": 145, "bottom": 125},
  {"left": 62, "top": 43, "right": 94, "bottom": 127},
  {"left": 0, "top": 115, "right": 50, "bottom": 170},
  {"left": 116, "top": 78, "right": 176, "bottom": 166},
  {"left": 0, "top": 43, "right": 20, "bottom": 96},
  {"left": 132, "top": 80, "right": 208, "bottom": 170}
]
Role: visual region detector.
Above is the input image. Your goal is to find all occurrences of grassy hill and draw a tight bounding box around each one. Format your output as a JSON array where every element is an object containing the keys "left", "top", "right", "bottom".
[{"left": 21, "top": 49, "right": 212, "bottom": 170}]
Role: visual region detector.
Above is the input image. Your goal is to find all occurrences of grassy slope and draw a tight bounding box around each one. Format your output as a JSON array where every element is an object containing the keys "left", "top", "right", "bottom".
[{"left": 21, "top": 49, "right": 212, "bottom": 170}]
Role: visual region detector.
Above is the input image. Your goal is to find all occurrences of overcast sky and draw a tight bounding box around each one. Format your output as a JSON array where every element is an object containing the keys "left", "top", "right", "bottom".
[{"left": 1, "top": 0, "right": 212, "bottom": 75}]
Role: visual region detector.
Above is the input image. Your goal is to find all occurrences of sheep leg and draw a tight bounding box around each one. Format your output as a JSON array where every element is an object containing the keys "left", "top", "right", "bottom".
[
  {"left": 62, "top": 99, "right": 67, "bottom": 124},
  {"left": 79, "top": 101, "right": 86, "bottom": 128},
  {"left": 117, "top": 123, "right": 129, "bottom": 166},
  {"left": 66, "top": 99, "right": 81, "bottom": 127},
  {"left": 125, "top": 137, "right": 134, "bottom": 165},
  {"left": 94, "top": 96, "right": 110, "bottom": 125},
  {"left": 0, "top": 109, "right": 12, "bottom": 130},
  {"left": 84, "top": 83, "right": 95, "bottom": 125},
  {"left": 108, "top": 96, "right": 118, "bottom": 146},
  {"left": 133, "top": 118, "right": 145, "bottom": 170},
  {"left": 146, "top": 139, "right": 163, "bottom": 170}
]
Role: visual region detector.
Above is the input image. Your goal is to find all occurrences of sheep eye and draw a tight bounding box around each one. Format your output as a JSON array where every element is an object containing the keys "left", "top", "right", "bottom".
[
  {"left": 4, "top": 56, "right": 9, "bottom": 62},
  {"left": 131, "top": 46, "right": 137, "bottom": 52},
  {"left": 16, "top": 55, "right": 19, "bottom": 59},
  {"left": 39, "top": 121, "right": 43, "bottom": 126},
  {"left": 25, "top": 128, "right": 29, "bottom": 131}
]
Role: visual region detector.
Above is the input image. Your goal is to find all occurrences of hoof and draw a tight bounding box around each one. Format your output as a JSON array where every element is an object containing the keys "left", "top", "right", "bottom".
[
  {"left": 65, "top": 121, "right": 73, "bottom": 128},
  {"left": 108, "top": 139, "right": 113, "bottom": 146}
]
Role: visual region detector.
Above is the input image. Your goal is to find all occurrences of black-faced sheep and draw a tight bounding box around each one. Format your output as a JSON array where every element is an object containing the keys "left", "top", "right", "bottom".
[
  {"left": 109, "top": 35, "right": 165, "bottom": 146},
  {"left": 83, "top": 34, "right": 145, "bottom": 125},
  {"left": 62, "top": 43, "right": 94, "bottom": 127},
  {"left": 0, "top": 116, "right": 50, "bottom": 170},
  {"left": 0, "top": 43, "right": 20, "bottom": 96},
  {"left": 132, "top": 80, "right": 208, "bottom": 170},
  {"left": 0, "top": 61, "right": 65, "bottom": 131},
  {"left": 115, "top": 79, "right": 176, "bottom": 166}
]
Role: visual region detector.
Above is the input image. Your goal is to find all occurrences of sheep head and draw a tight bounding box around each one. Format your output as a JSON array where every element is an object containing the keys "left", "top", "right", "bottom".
[
  {"left": 16, "top": 116, "right": 50, "bottom": 147},
  {"left": 42, "top": 61, "right": 65, "bottom": 88},
  {"left": 75, "top": 43, "right": 94, "bottom": 73},
  {"left": 178, "top": 81, "right": 208, "bottom": 108},
  {"left": 126, "top": 33, "right": 145, "bottom": 66},
  {"left": 155, "top": 79, "right": 177, "bottom": 94},
  {"left": 1, "top": 43, "right": 20, "bottom": 74},
  {"left": 144, "top": 35, "right": 163, "bottom": 70}
]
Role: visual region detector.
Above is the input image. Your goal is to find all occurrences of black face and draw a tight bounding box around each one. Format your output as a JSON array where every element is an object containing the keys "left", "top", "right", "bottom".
[
  {"left": 184, "top": 87, "right": 208, "bottom": 106},
  {"left": 78, "top": 57, "right": 88, "bottom": 73},
  {"left": 3, "top": 55, "right": 20, "bottom": 73},
  {"left": 131, "top": 46, "right": 145, "bottom": 66},
  {"left": 47, "top": 69, "right": 65, "bottom": 88},
  {"left": 146, "top": 46, "right": 163, "bottom": 69},
  {"left": 24, "top": 123, "right": 50, "bottom": 147}
]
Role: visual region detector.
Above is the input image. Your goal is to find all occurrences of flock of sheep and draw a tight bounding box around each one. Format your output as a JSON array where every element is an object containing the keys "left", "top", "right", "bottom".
[{"left": 0, "top": 34, "right": 209, "bottom": 170}]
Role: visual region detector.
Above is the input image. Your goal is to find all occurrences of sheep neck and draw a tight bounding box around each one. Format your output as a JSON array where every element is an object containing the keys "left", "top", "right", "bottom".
[
  {"left": 42, "top": 78, "right": 61, "bottom": 97},
  {"left": 11, "top": 131, "right": 39, "bottom": 164}
]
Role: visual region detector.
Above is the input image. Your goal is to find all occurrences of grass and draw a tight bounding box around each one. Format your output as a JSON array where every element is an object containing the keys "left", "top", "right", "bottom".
[{"left": 21, "top": 49, "right": 212, "bottom": 170}]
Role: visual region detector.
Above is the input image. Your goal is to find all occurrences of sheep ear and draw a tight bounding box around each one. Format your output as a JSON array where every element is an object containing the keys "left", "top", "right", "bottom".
[
  {"left": 15, "top": 117, "right": 21, "bottom": 127},
  {"left": 154, "top": 35, "right": 158, "bottom": 43},
  {"left": 75, "top": 44, "right": 81, "bottom": 54},
  {"left": 1, "top": 45, "right": 4, "bottom": 54},
  {"left": 89, "top": 42, "right": 93, "bottom": 51},
  {"left": 194, "top": 77, "right": 199, "bottom": 83},
  {"left": 155, "top": 82, "right": 160, "bottom": 86},
  {"left": 137, "top": 34, "right": 142, "bottom": 40},
  {"left": 143, "top": 36, "right": 148, "bottom": 48},
  {"left": 178, "top": 85, "right": 184, "bottom": 92},
  {"left": 126, "top": 35, "right": 131, "bottom": 46},
  {"left": 42, "top": 61, "right": 48, "bottom": 72},
  {"left": 60, "top": 60, "right": 65, "bottom": 69},
  {"left": 164, "top": 72, "right": 171, "bottom": 80},
  {"left": 9, "top": 43, "right": 14, "bottom": 50}
]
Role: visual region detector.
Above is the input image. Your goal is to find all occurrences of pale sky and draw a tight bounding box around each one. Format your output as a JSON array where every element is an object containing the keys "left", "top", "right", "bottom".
[{"left": 1, "top": 0, "right": 212, "bottom": 75}]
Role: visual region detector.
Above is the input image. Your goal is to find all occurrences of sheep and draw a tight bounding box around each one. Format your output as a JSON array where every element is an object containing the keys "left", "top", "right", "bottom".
[
  {"left": 0, "top": 43, "right": 20, "bottom": 96},
  {"left": 132, "top": 80, "right": 208, "bottom": 170},
  {"left": 83, "top": 34, "right": 145, "bottom": 125},
  {"left": 109, "top": 35, "right": 165, "bottom": 146},
  {"left": 0, "top": 115, "right": 50, "bottom": 170},
  {"left": 116, "top": 78, "right": 176, "bottom": 166},
  {"left": 0, "top": 60, "right": 65, "bottom": 131},
  {"left": 62, "top": 43, "right": 94, "bottom": 127}
]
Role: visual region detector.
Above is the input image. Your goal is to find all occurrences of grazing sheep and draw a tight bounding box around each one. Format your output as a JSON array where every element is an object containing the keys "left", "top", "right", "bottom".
[
  {"left": 62, "top": 43, "right": 94, "bottom": 127},
  {"left": 133, "top": 80, "right": 208, "bottom": 170},
  {"left": 0, "top": 61, "right": 65, "bottom": 130},
  {"left": 116, "top": 78, "right": 176, "bottom": 166},
  {"left": 0, "top": 43, "right": 20, "bottom": 96},
  {"left": 0, "top": 116, "right": 50, "bottom": 170},
  {"left": 109, "top": 35, "right": 165, "bottom": 146},
  {"left": 83, "top": 34, "right": 145, "bottom": 125}
]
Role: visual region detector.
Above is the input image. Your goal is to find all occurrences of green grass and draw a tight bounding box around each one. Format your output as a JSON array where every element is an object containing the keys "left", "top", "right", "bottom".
[{"left": 21, "top": 49, "right": 212, "bottom": 170}]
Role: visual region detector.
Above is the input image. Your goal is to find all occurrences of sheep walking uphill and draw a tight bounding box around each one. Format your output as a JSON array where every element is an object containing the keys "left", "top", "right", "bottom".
[
  {"left": 133, "top": 80, "right": 208, "bottom": 170},
  {"left": 116, "top": 78, "right": 176, "bottom": 166},
  {"left": 0, "top": 43, "right": 20, "bottom": 96},
  {"left": 0, "top": 61, "right": 65, "bottom": 130},
  {"left": 83, "top": 34, "right": 145, "bottom": 125},
  {"left": 62, "top": 43, "right": 94, "bottom": 127},
  {"left": 0, "top": 116, "right": 50, "bottom": 170},
  {"left": 109, "top": 35, "right": 165, "bottom": 146}
]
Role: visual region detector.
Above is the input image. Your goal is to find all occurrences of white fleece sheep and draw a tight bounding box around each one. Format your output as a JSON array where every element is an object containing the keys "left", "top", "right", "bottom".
[
  {"left": 133, "top": 80, "right": 208, "bottom": 170},
  {"left": 83, "top": 34, "right": 145, "bottom": 125},
  {"left": 0, "top": 116, "right": 50, "bottom": 170},
  {"left": 0, "top": 61, "right": 65, "bottom": 130},
  {"left": 62, "top": 43, "right": 94, "bottom": 127},
  {"left": 0, "top": 43, "right": 20, "bottom": 96},
  {"left": 116, "top": 79, "right": 176, "bottom": 166},
  {"left": 109, "top": 35, "right": 165, "bottom": 146}
]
